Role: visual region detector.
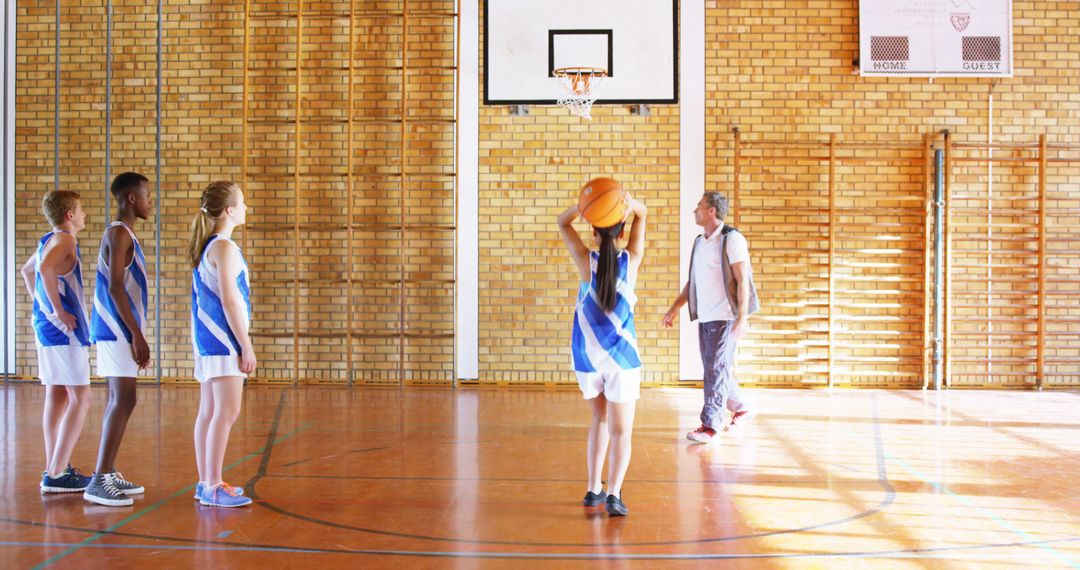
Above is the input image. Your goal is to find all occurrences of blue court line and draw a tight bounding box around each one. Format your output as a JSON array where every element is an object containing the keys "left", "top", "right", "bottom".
[
  {"left": 5, "top": 538, "right": 1080, "bottom": 561},
  {"left": 885, "top": 453, "right": 1080, "bottom": 569},
  {"left": 33, "top": 394, "right": 305, "bottom": 569},
  {"left": 872, "top": 393, "right": 1078, "bottom": 569}
]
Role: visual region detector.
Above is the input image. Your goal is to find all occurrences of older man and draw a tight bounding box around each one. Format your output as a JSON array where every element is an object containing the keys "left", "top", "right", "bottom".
[{"left": 663, "top": 192, "right": 758, "bottom": 443}]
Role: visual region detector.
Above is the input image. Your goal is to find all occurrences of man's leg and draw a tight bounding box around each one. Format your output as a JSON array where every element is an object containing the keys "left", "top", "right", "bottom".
[
  {"left": 721, "top": 334, "right": 756, "bottom": 428},
  {"left": 94, "top": 377, "right": 138, "bottom": 474},
  {"left": 698, "top": 322, "right": 726, "bottom": 431}
]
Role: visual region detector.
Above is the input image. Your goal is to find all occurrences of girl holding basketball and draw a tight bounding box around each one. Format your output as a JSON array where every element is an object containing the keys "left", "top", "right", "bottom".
[{"left": 557, "top": 178, "right": 647, "bottom": 517}]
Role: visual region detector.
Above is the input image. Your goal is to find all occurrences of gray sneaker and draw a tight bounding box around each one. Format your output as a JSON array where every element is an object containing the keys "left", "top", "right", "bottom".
[
  {"left": 83, "top": 473, "right": 133, "bottom": 507},
  {"left": 107, "top": 472, "right": 144, "bottom": 495}
]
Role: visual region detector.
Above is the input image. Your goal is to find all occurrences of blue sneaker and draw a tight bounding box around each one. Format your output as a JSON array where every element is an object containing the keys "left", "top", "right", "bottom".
[
  {"left": 41, "top": 466, "right": 92, "bottom": 494},
  {"left": 195, "top": 481, "right": 244, "bottom": 500},
  {"left": 200, "top": 483, "right": 251, "bottom": 508}
]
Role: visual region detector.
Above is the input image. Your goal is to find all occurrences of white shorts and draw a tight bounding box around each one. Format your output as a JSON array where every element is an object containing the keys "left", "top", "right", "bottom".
[
  {"left": 194, "top": 354, "right": 247, "bottom": 383},
  {"left": 36, "top": 345, "right": 91, "bottom": 386},
  {"left": 575, "top": 368, "right": 641, "bottom": 403},
  {"left": 96, "top": 341, "right": 140, "bottom": 378}
]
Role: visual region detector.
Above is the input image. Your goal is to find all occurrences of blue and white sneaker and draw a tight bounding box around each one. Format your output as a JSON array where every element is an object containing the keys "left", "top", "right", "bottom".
[
  {"left": 107, "top": 472, "right": 144, "bottom": 495},
  {"left": 195, "top": 481, "right": 244, "bottom": 500},
  {"left": 41, "top": 466, "right": 92, "bottom": 494},
  {"left": 200, "top": 483, "right": 252, "bottom": 508}
]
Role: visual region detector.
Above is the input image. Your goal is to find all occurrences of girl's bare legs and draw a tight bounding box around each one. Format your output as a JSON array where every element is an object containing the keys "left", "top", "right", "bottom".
[
  {"left": 193, "top": 379, "right": 215, "bottom": 484},
  {"left": 586, "top": 394, "right": 610, "bottom": 493},
  {"left": 202, "top": 376, "right": 244, "bottom": 486},
  {"left": 605, "top": 400, "right": 637, "bottom": 498}
]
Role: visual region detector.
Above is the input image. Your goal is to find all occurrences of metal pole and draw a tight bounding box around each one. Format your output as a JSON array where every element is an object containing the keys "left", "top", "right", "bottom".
[
  {"left": 1036, "top": 134, "right": 1047, "bottom": 390},
  {"left": 105, "top": 0, "right": 111, "bottom": 214},
  {"left": 827, "top": 133, "right": 835, "bottom": 389},
  {"left": 54, "top": 0, "right": 59, "bottom": 191},
  {"left": 943, "top": 131, "right": 952, "bottom": 387},
  {"left": 732, "top": 127, "right": 740, "bottom": 227},
  {"left": 2, "top": 0, "right": 10, "bottom": 382},
  {"left": 347, "top": 0, "right": 356, "bottom": 387},
  {"left": 400, "top": 0, "right": 408, "bottom": 388},
  {"left": 932, "top": 148, "right": 944, "bottom": 391},
  {"left": 452, "top": 0, "right": 460, "bottom": 389},
  {"left": 922, "top": 133, "right": 932, "bottom": 390},
  {"left": 154, "top": 0, "right": 162, "bottom": 382},
  {"left": 293, "top": 0, "right": 302, "bottom": 386}
]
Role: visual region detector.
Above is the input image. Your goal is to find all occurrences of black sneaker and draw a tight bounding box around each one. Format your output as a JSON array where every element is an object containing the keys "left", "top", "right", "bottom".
[
  {"left": 83, "top": 473, "right": 133, "bottom": 507},
  {"left": 605, "top": 493, "right": 627, "bottom": 517},
  {"left": 582, "top": 490, "right": 607, "bottom": 507}
]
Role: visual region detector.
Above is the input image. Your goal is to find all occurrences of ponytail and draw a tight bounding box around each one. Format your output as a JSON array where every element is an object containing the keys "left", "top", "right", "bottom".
[
  {"left": 186, "top": 211, "right": 215, "bottom": 268},
  {"left": 594, "top": 222, "right": 625, "bottom": 313},
  {"left": 186, "top": 181, "right": 242, "bottom": 268}
]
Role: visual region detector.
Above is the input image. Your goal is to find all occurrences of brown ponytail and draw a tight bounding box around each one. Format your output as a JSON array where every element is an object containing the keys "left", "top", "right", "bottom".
[{"left": 594, "top": 222, "right": 625, "bottom": 313}]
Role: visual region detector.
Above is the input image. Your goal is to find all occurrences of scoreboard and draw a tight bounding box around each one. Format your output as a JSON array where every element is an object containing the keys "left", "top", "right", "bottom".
[{"left": 860, "top": 0, "right": 1012, "bottom": 77}]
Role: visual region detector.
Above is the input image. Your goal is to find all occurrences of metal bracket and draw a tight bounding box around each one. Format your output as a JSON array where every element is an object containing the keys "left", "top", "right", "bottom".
[{"left": 509, "top": 104, "right": 530, "bottom": 116}]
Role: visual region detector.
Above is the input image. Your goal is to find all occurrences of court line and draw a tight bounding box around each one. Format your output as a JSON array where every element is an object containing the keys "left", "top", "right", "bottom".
[
  {"left": 3, "top": 397, "right": 1077, "bottom": 561},
  {"left": 32, "top": 393, "right": 302, "bottom": 569},
  {"left": 243, "top": 403, "right": 898, "bottom": 547},
  {"left": 883, "top": 391, "right": 1080, "bottom": 569},
  {"left": 3, "top": 537, "right": 1080, "bottom": 561},
  {"left": 886, "top": 454, "right": 1080, "bottom": 569},
  {"left": 262, "top": 474, "right": 871, "bottom": 485},
  {"left": 12, "top": 391, "right": 1072, "bottom": 561}
]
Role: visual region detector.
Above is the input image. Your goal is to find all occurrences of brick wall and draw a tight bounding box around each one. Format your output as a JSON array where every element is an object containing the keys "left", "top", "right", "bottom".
[
  {"left": 14, "top": 1, "right": 456, "bottom": 384},
  {"left": 14, "top": 1, "right": 1079, "bottom": 387},
  {"left": 476, "top": 107, "right": 683, "bottom": 384},
  {"left": 706, "top": 1, "right": 1080, "bottom": 388}
]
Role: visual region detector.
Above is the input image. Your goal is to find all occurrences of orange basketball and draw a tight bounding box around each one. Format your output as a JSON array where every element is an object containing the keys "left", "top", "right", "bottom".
[{"left": 578, "top": 177, "right": 626, "bottom": 228}]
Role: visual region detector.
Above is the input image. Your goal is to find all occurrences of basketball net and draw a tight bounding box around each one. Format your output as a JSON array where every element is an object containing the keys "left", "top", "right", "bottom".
[{"left": 554, "top": 67, "right": 606, "bottom": 120}]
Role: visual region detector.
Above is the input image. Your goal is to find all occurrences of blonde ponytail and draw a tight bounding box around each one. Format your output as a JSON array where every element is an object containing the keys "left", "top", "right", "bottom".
[
  {"left": 186, "top": 212, "right": 215, "bottom": 268},
  {"left": 186, "top": 181, "right": 242, "bottom": 268}
]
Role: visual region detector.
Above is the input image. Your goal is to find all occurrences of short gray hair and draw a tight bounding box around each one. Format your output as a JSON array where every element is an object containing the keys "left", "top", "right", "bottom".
[{"left": 703, "top": 192, "right": 729, "bottom": 220}]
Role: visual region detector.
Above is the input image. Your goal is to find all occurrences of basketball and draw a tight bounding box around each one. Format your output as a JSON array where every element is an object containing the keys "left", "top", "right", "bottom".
[{"left": 578, "top": 177, "right": 626, "bottom": 228}]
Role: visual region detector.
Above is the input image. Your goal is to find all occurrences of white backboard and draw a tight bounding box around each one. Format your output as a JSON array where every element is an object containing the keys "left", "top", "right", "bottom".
[{"left": 484, "top": 0, "right": 679, "bottom": 104}]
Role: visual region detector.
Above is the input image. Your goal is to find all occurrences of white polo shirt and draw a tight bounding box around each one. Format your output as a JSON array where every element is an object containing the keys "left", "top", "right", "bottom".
[{"left": 692, "top": 227, "right": 750, "bottom": 322}]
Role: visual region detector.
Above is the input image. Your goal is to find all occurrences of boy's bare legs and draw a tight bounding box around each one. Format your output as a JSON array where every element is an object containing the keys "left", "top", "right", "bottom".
[
  {"left": 46, "top": 385, "right": 92, "bottom": 476},
  {"left": 42, "top": 386, "right": 68, "bottom": 472}
]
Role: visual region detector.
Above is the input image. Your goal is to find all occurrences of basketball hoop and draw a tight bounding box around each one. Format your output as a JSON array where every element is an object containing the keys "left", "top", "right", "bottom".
[{"left": 553, "top": 67, "right": 606, "bottom": 120}]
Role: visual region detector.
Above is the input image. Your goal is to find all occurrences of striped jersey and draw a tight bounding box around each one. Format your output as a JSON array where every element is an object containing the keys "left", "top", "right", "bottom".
[
  {"left": 191, "top": 234, "right": 252, "bottom": 357},
  {"left": 32, "top": 231, "right": 91, "bottom": 347},
  {"left": 91, "top": 221, "right": 148, "bottom": 343},
  {"left": 571, "top": 250, "right": 641, "bottom": 373}
]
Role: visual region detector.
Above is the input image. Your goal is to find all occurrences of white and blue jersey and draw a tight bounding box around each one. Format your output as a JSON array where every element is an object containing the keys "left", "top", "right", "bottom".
[
  {"left": 571, "top": 250, "right": 641, "bottom": 373},
  {"left": 191, "top": 234, "right": 251, "bottom": 357},
  {"left": 90, "top": 222, "right": 148, "bottom": 343},
  {"left": 32, "top": 231, "right": 91, "bottom": 348}
]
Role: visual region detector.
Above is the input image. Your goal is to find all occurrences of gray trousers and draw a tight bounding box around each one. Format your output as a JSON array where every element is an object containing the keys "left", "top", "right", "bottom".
[{"left": 699, "top": 320, "right": 750, "bottom": 430}]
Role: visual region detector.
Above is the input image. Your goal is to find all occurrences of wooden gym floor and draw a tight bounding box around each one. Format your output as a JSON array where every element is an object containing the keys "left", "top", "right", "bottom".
[{"left": 0, "top": 384, "right": 1078, "bottom": 568}]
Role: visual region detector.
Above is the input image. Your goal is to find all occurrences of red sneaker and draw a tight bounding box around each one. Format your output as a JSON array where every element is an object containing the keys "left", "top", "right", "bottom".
[
  {"left": 686, "top": 425, "right": 717, "bottom": 443},
  {"left": 726, "top": 409, "right": 757, "bottom": 431}
]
